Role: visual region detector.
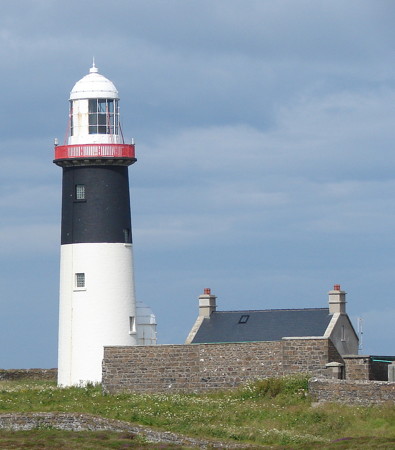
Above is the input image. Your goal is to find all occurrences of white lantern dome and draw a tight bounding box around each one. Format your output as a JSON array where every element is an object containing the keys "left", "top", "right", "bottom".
[{"left": 70, "top": 63, "right": 119, "bottom": 100}]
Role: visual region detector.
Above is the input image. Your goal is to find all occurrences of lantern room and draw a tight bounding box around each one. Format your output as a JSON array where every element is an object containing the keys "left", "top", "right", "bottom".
[
  {"left": 54, "top": 63, "right": 135, "bottom": 165},
  {"left": 68, "top": 63, "right": 121, "bottom": 145}
]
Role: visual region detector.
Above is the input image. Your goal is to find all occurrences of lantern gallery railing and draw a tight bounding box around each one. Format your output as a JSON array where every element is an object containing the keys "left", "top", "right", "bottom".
[{"left": 54, "top": 143, "right": 135, "bottom": 160}]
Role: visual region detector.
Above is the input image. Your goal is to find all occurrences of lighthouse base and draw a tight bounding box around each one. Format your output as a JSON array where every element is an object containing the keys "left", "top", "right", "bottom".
[{"left": 57, "top": 243, "right": 138, "bottom": 386}]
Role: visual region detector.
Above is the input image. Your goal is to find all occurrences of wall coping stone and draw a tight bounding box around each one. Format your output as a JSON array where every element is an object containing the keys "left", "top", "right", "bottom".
[
  {"left": 310, "top": 377, "right": 395, "bottom": 386},
  {"left": 282, "top": 337, "right": 327, "bottom": 340}
]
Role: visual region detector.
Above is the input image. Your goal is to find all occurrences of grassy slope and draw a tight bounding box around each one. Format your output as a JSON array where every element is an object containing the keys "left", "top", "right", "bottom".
[
  {"left": 0, "top": 429, "right": 155, "bottom": 449},
  {"left": 0, "top": 376, "right": 394, "bottom": 448}
]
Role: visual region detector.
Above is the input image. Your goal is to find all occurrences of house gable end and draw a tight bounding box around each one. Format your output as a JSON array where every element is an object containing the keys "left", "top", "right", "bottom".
[{"left": 324, "top": 313, "right": 359, "bottom": 355}]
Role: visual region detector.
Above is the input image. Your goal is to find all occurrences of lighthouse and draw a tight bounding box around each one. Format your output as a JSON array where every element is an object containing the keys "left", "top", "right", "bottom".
[{"left": 54, "top": 63, "right": 156, "bottom": 386}]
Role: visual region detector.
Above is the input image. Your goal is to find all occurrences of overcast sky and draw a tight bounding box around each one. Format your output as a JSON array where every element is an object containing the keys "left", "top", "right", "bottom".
[{"left": 1, "top": 0, "right": 395, "bottom": 368}]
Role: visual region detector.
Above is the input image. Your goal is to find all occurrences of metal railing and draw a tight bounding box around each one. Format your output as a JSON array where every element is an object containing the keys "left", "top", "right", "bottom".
[{"left": 54, "top": 144, "right": 135, "bottom": 160}]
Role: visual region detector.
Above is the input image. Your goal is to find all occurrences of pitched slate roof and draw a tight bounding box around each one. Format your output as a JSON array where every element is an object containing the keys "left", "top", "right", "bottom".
[{"left": 190, "top": 308, "right": 332, "bottom": 344}]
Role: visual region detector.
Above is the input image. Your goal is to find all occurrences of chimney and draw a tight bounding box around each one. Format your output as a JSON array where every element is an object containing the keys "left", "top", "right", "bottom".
[
  {"left": 328, "top": 284, "right": 346, "bottom": 314},
  {"left": 198, "top": 288, "right": 217, "bottom": 318}
]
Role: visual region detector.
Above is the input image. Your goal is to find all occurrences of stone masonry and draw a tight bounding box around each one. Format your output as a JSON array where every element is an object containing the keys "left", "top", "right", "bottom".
[
  {"left": 309, "top": 378, "right": 395, "bottom": 405},
  {"left": 103, "top": 338, "right": 342, "bottom": 394},
  {"left": 342, "top": 355, "right": 388, "bottom": 381}
]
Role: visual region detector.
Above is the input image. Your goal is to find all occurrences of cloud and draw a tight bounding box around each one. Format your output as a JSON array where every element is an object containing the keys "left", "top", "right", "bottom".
[
  {"left": 1, "top": 0, "right": 395, "bottom": 365},
  {"left": 131, "top": 81, "right": 395, "bottom": 251},
  {"left": 0, "top": 224, "right": 59, "bottom": 255}
]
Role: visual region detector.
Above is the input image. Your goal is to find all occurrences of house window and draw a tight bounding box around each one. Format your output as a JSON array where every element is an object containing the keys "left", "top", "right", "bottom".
[
  {"left": 129, "top": 316, "right": 136, "bottom": 334},
  {"left": 75, "top": 273, "right": 85, "bottom": 288},
  {"left": 75, "top": 184, "right": 85, "bottom": 200},
  {"left": 341, "top": 325, "right": 346, "bottom": 342},
  {"left": 88, "top": 98, "right": 119, "bottom": 135},
  {"left": 123, "top": 228, "right": 130, "bottom": 243},
  {"left": 239, "top": 315, "right": 249, "bottom": 324}
]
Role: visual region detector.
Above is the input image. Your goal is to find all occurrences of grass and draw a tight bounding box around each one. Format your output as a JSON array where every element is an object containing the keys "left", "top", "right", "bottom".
[
  {"left": 0, "top": 429, "right": 156, "bottom": 449},
  {"left": 0, "top": 376, "right": 394, "bottom": 448}
]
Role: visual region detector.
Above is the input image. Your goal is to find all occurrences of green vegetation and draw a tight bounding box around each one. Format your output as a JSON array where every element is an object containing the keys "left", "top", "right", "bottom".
[
  {"left": 0, "top": 376, "right": 394, "bottom": 448},
  {"left": 0, "top": 429, "right": 154, "bottom": 449}
]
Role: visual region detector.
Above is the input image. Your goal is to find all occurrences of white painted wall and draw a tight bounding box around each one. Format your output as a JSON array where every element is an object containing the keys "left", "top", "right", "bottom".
[{"left": 58, "top": 243, "right": 138, "bottom": 386}]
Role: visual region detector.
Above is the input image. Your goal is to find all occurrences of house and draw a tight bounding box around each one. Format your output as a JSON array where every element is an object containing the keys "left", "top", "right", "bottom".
[
  {"left": 185, "top": 285, "right": 359, "bottom": 356},
  {"left": 103, "top": 286, "right": 395, "bottom": 394}
]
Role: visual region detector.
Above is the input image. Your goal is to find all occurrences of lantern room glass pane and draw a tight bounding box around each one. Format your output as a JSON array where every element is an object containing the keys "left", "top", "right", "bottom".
[
  {"left": 89, "top": 99, "right": 97, "bottom": 113},
  {"left": 98, "top": 99, "right": 106, "bottom": 113},
  {"left": 89, "top": 114, "right": 97, "bottom": 125},
  {"left": 87, "top": 99, "right": 119, "bottom": 135}
]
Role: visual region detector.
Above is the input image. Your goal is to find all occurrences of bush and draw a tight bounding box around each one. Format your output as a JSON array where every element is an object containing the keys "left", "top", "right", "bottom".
[{"left": 237, "top": 375, "right": 309, "bottom": 400}]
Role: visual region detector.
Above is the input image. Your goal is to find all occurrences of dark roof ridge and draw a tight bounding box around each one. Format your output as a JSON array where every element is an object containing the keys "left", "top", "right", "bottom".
[{"left": 212, "top": 307, "right": 329, "bottom": 313}]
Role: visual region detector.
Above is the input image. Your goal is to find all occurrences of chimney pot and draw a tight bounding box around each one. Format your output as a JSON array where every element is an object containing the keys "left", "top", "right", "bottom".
[
  {"left": 199, "top": 289, "right": 216, "bottom": 317},
  {"left": 329, "top": 285, "right": 346, "bottom": 314}
]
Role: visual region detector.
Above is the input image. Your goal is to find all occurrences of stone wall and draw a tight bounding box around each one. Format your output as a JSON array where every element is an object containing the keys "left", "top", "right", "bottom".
[
  {"left": 0, "top": 369, "right": 57, "bottom": 381},
  {"left": 0, "top": 412, "right": 249, "bottom": 447},
  {"left": 282, "top": 338, "right": 343, "bottom": 376},
  {"left": 343, "top": 356, "right": 371, "bottom": 380},
  {"left": 309, "top": 378, "right": 395, "bottom": 405},
  {"left": 103, "top": 338, "right": 340, "bottom": 394},
  {"left": 0, "top": 413, "right": 135, "bottom": 432},
  {"left": 343, "top": 356, "right": 388, "bottom": 381},
  {"left": 103, "top": 344, "right": 200, "bottom": 393}
]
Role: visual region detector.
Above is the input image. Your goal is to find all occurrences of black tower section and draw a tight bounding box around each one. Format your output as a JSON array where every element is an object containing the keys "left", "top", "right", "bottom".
[{"left": 61, "top": 165, "right": 132, "bottom": 245}]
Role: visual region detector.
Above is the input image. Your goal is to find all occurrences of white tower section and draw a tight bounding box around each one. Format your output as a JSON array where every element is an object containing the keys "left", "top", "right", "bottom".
[{"left": 55, "top": 64, "right": 156, "bottom": 387}]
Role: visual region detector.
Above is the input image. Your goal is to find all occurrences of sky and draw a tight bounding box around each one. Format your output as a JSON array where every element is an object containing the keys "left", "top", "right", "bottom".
[{"left": 1, "top": 0, "right": 395, "bottom": 368}]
